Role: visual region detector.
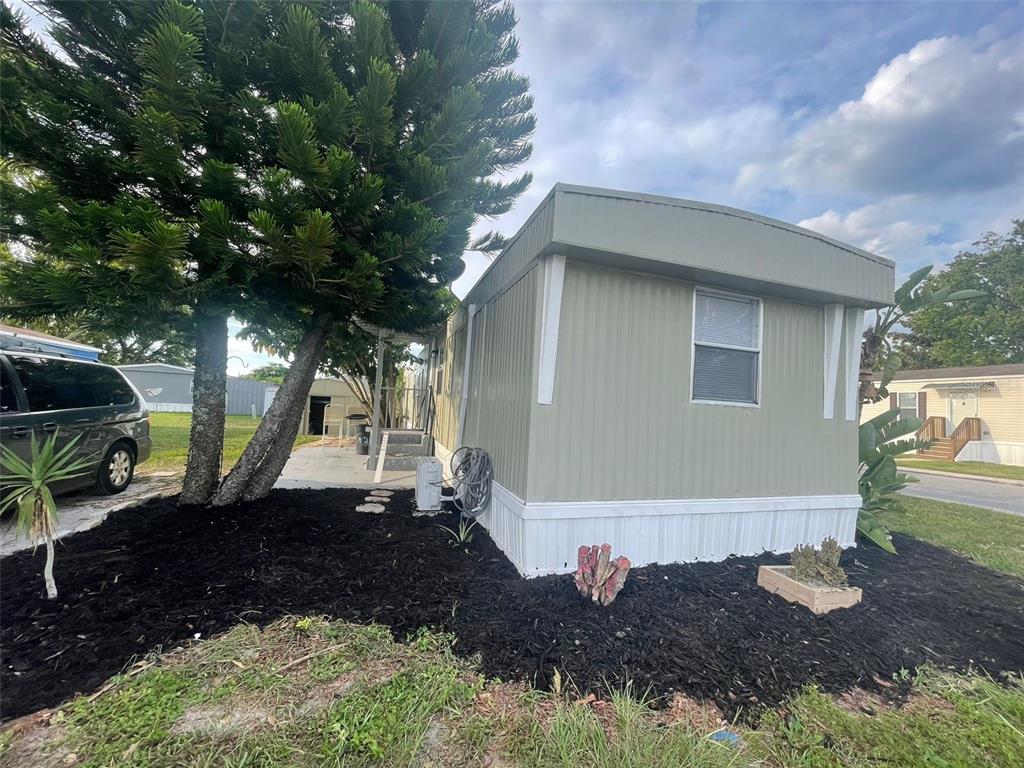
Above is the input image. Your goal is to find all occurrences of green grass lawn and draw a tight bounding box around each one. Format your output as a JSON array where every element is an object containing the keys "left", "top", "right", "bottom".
[
  {"left": 897, "top": 458, "right": 1024, "bottom": 482},
  {"left": 882, "top": 495, "right": 1024, "bottom": 578},
  {"left": 141, "top": 412, "right": 320, "bottom": 475},
  {"left": 3, "top": 617, "right": 1022, "bottom": 767}
]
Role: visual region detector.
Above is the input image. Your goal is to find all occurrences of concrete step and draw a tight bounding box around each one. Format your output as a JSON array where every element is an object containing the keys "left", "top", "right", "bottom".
[
  {"left": 365, "top": 455, "right": 427, "bottom": 471},
  {"left": 380, "top": 430, "right": 428, "bottom": 446},
  {"left": 386, "top": 443, "right": 431, "bottom": 458}
]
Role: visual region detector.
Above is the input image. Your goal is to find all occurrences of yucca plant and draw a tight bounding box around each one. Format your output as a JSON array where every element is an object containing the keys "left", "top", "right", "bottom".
[{"left": 1, "top": 431, "right": 93, "bottom": 600}]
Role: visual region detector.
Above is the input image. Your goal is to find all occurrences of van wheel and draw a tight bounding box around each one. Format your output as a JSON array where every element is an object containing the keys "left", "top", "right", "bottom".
[{"left": 95, "top": 443, "right": 135, "bottom": 495}]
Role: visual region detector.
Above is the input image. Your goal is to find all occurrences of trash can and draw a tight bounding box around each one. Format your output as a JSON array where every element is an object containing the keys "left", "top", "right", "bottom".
[
  {"left": 356, "top": 424, "right": 371, "bottom": 455},
  {"left": 347, "top": 414, "right": 370, "bottom": 455}
]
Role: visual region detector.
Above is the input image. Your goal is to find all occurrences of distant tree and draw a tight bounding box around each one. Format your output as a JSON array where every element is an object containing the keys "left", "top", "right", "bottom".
[
  {"left": 247, "top": 363, "right": 290, "bottom": 385},
  {"left": 894, "top": 222, "right": 1023, "bottom": 368}
]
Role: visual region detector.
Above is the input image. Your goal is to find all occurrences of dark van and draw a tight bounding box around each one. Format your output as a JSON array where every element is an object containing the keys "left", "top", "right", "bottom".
[{"left": 0, "top": 351, "right": 152, "bottom": 495}]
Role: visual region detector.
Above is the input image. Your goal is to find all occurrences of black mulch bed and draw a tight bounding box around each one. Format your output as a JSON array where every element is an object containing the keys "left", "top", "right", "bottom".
[{"left": 3, "top": 488, "right": 1024, "bottom": 722}]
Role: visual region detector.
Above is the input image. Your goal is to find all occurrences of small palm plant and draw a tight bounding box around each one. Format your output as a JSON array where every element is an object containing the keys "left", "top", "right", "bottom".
[{"left": 1, "top": 431, "right": 92, "bottom": 600}]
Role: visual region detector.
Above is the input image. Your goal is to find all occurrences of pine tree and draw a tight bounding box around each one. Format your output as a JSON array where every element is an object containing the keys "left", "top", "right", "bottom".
[{"left": 1, "top": 1, "right": 534, "bottom": 504}]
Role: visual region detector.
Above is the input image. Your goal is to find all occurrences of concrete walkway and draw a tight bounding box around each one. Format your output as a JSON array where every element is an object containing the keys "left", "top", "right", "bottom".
[
  {"left": 274, "top": 443, "right": 416, "bottom": 490},
  {"left": 901, "top": 470, "right": 1024, "bottom": 517},
  {"left": 1, "top": 473, "right": 180, "bottom": 557}
]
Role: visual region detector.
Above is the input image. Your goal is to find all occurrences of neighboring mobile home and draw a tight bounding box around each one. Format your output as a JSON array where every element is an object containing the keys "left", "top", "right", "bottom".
[
  {"left": 118, "top": 363, "right": 279, "bottom": 417},
  {"left": 861, "top": 364, "right": 1024, "bottom": 466},
  {"left": 300, "top": 377, "right": 367, "bottom": 437},
  {"left": 426, "top": 184, "right": 895, "bottom": 576}
]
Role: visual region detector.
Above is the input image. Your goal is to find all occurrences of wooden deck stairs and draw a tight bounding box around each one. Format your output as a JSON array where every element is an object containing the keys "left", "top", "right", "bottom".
[{"left": 916, "top": 416, "right": 981, "bottom": 461}]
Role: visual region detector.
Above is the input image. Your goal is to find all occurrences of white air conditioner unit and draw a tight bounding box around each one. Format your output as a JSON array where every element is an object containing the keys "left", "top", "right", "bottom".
[{"left": 415, "top": 457, "right": 443, "bottom": 512}]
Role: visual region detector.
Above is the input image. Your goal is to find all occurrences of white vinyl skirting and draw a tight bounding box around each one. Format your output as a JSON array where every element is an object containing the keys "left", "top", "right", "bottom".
[
  {"left": 145, "top": 401, "right": 193, "bottom": 413},
  {"left": 484, "top": 482, "right": 860, "bottom": 577},
  {"left": 957, "top": 440, "right": 1024, "bottom": 467}
]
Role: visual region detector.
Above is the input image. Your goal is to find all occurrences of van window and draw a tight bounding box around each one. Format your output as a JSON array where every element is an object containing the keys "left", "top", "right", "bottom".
[
  {"left": 1, "top": 362, "right": 20, "bottom": 412},
  {"left": 10, "top": 357, "right": 99, "bottom": 412},
  {"left": 82, "top": 365, "right": 136, "bottom": 406}
]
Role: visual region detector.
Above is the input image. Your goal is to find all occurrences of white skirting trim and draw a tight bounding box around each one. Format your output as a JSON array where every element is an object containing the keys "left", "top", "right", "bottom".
[
  {"left": 146, "top": 402, "right": 192, "bottom": 413},
  {"left": 481, "top": 482, "right": 860, "bottom": 577},
  {"left": 957, "top": 440, "right": 1024, "bottom": 467}
]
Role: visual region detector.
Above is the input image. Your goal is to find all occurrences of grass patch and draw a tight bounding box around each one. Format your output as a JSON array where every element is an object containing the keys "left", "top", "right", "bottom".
[
  {"left": 751, "top": 672, "right": 1024, "bottom": 767},
  {"left": 141, "top": 412, "right": 319, "bottom": 475},
  {"left": 898, "top": 459, "right": 1024, "bottom": 482},
  {"left": 881, "top": 496, "right": 1024, "bottom": 578},
  {"left": 4, "top": 617, "right": 1023, "bottom": 767}
]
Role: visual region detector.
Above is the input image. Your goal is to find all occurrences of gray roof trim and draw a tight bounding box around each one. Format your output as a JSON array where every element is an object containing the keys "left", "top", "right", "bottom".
[
  {"left": 462, "top": 187, "right": 558, "bottom": 307},
  {"left": 554, "top": 184, "right": 894, "bottom": 267},
  {"left": 892, "top": 363, "right": 1024, "bottom": 381},
  {"left": 459, "top": 183, "right": 893, "bottom": 310}
]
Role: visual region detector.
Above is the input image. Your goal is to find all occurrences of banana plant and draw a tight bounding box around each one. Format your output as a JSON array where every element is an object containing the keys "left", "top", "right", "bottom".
[
  {"left": 857, "top": 409, "right": 931, "bottom": 553},
  {"left": 1, "top": 431, "right": 93, "bottom": 600},
  {"left": 859, "top": 266, "right": 985, "bottom": 407}
]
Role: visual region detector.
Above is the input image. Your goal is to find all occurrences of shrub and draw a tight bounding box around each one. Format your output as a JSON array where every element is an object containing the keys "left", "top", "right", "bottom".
[{"left": 791, "top": 537, "right": 847, "bottom": 587}]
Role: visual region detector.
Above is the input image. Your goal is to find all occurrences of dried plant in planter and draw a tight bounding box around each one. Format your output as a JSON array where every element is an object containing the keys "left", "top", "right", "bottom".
[
  {"left": 790, "top": 536, "right": 847, "bottom": 587},
  {"left": 574, "top": 544, "right": 631, "bottom": 606}
]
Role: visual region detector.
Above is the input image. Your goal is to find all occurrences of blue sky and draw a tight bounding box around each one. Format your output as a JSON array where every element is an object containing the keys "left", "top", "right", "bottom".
[{"left": 13, "top": 1, "right": 1024, "bottom": 374}]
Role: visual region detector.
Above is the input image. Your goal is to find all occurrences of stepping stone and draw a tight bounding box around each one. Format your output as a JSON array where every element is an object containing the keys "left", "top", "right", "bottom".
[
  {"left": 356, "top": 503, "right": 386, "bottom": 514},
  {"left": 364, "top": 496, "right": 387, "bottom": 503},
  {"left": 370, "top": 489, "right": 393, "bottom": 498}
]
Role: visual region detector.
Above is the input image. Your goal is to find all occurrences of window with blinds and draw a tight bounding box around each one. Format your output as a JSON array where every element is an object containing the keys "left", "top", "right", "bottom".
[{"left": 692, "top": 289, "right": 761, "bottom": 405}]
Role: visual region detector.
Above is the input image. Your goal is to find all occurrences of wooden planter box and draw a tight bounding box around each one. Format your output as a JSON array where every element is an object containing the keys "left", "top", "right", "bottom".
[{"left": 757, "top": 565, "right": 862, "bottom": 614}]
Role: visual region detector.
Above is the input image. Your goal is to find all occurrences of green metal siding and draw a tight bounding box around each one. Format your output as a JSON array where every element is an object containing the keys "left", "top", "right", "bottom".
[
  {"left": 462, "top": 267, "right": 538, "bottom": 498},
  {"left": 525, "top": 261, "right": 858, "bottom": 502}
]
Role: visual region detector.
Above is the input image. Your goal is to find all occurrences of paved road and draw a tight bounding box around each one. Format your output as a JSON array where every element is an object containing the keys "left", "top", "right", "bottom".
[{"left": 901, "top": 470, "right": 1024, "bottom": 516}]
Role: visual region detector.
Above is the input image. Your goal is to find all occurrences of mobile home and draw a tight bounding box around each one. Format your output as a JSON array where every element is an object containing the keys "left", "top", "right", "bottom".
[
  {"left": 426, "top": 184, "right": 895, "bottom": 576},
  {"left": 861, "top": 364, "right": 1024, "bottom": 466}
]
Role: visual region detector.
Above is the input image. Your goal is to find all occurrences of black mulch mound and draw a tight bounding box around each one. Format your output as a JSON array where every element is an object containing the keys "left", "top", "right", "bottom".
[{"left": 3, "top": 488, "right": 1023, "bottom": 721}]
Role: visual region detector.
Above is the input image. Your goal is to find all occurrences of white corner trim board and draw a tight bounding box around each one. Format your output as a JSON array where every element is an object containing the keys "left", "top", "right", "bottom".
[
  {"left": 843, "top": 307, "right": 865, "bottom": 421},
  {"left": 482, "top": 481, "right": 861, "bottom": 577},
  {"left": 537, "top": 253, "right": 566, "bottom": 405},
  {"left": 454, "top": 303, "right": 477, "bottom": 448},
  {"left": 823, "top": 303, "right": 843, "bottom": 419}
]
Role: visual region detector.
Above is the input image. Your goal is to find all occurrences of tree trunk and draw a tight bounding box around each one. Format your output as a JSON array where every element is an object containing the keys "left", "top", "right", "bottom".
[
  {"left": 210, "top": 314, "right": 330, "bottom": 506},
  {"left": 179, "top": 306, "right": 228, "bottom": 505},
  {"left": 44, "top": 534, "right": 57, "bottom": 600},
  {"left": 240, "top": 368, "right": 318, "bottom": 501}
]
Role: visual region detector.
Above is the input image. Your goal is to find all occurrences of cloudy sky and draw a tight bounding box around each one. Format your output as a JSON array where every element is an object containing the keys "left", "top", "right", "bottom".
[{"left": 453, "top": 0, "right": 1023, "bottom": 299}]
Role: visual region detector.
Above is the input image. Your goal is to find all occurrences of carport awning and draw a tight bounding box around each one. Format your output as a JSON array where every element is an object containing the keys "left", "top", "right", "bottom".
[{"left": 923, "top": 381, "right": 996, "bottom": 392}]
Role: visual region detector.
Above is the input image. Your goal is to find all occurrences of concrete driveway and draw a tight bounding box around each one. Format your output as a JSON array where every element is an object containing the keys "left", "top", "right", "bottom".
[
  {"left": 274, "top": 443, "right": 416, "bottom": 490},
  {"left": 901, "top": 470, "right": 1024, "bottom": 516}
]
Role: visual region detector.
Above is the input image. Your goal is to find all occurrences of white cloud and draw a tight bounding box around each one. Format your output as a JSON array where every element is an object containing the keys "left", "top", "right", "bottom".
[
  {"left": 780, "top": 33, "right": 1024, "bottom": 195},
  {"left": 799, "top": 198, "right": 941, "bottom": 258}
]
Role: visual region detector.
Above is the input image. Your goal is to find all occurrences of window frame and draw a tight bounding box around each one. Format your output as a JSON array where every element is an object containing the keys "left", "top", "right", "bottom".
[
  {"left": 689, "top": 286, "right": 764, "bottom": 408},
  {"left": 897, "top": 391, "right": 918, "bottom": 421}
]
